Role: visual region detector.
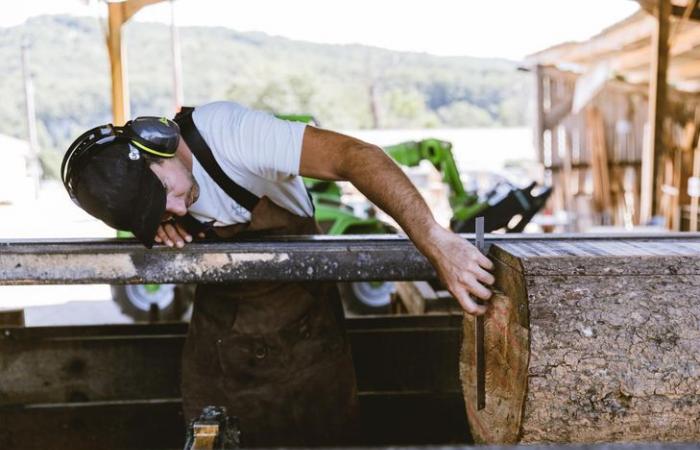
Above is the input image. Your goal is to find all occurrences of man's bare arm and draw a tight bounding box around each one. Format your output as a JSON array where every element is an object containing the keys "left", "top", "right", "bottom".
[{"left": 300, "top": 126, "right": 494, "bottom": 315}]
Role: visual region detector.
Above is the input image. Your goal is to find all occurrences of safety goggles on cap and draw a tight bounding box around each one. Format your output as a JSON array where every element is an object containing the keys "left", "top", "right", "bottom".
[{"left": 61, "top": 117, "right": 180, "bottom": 204}]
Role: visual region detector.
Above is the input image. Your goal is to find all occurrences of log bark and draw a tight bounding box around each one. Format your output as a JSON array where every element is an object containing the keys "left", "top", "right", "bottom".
[{"left": 461, "top": 238, "right": 700, "bottom": 443}]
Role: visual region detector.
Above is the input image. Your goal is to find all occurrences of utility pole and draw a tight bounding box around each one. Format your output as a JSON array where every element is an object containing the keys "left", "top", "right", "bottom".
[
  {"left": 170, "top": 0, "right": 184, "bottom": 112},
  {"left": 21, "top": 38, "right": 43, "bottom": 197}
]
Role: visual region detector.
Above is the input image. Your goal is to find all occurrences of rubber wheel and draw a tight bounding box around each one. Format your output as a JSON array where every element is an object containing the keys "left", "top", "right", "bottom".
[
  {"left": 111, "top": 284, "right": 194, "bottom": 322},
  {"left": 339, "top": 281, "right": 395, "bottom": 315}
]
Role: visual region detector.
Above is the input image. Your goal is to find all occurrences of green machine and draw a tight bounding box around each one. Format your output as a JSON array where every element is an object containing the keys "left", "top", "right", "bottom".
[{"left": 383, "top": 138, "right": 551, "bottom": 233}]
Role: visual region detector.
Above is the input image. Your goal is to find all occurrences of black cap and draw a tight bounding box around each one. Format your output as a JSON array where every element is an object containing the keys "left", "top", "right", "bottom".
[{"left": 68, "top": 141, "right": 166, "bottom": 248}]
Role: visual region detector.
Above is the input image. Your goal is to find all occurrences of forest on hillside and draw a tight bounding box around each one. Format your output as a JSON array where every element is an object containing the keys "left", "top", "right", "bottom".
[{"left": 0, "top": 15, "right": 532, "bottom": 178}]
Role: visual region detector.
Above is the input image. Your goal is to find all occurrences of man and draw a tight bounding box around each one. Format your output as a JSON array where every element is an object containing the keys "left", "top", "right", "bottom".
[{"left": 62, "top": 101, "right": 494, "bottom": 446}]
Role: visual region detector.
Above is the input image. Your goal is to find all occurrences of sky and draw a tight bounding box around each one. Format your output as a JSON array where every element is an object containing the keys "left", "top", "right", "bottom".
[{"left": 0, "top": 0, "right": 640, "bottom": 60}]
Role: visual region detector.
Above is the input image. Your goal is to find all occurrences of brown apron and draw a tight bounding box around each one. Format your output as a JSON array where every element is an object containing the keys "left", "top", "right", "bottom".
[{"left": 181, "top": 196, "right": 360, "bottom": 447}]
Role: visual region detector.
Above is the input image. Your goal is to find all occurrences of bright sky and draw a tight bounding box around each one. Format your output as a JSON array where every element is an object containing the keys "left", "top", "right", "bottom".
[{"left": 2, "top": 0, "right": 640, "bottom": 60}]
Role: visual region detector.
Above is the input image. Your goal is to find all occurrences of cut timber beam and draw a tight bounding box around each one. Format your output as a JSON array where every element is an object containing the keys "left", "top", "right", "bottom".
[{"left": 460, "top": 237, "right": 700, "bottom": 443}]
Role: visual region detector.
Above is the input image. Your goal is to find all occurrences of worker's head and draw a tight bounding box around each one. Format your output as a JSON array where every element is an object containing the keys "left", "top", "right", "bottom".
[{"left": 61, "top": 117, "right": 188, "bottom": 248}]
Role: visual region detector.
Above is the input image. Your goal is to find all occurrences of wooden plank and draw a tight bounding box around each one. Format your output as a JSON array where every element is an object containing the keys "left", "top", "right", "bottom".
[
  {"left": 690, "top": 135, "right": 700, "bottom": 230},
  {"left": 612, "top": 24, "right": 700, "bottom": 72},
  {"left": 587, "top": 107, "right": 613, "bottom": 218},
  {"left": 534, "top": 65, "right": 546, "bottom": 164},
  {"left": 395, "top": 281, "right": 426, "bottom": 314},
  {"left": 641, "top": 0, "right": 671, "bottom": 223},
  {"left": 526, "top": 11, "right": 654, "bottom": 66}
]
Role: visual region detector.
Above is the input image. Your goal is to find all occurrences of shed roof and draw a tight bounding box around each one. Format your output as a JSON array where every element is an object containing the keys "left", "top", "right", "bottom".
[{"left": 526, "top": 1, "right": 700, "bottom": 92}]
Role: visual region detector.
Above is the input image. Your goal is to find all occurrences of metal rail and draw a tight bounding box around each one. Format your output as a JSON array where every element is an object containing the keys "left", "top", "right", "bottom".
[{"left": 1, "top": 233, "right": 700, "bottom": 285}]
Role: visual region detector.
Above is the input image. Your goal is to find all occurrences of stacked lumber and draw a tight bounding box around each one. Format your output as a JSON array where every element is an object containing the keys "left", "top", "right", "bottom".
[
  {"left": 394, "top": 281, "right": 460, "bottom": 315},
  {"left": 460, "top": 237, "right": 700, "bottom": 443}
]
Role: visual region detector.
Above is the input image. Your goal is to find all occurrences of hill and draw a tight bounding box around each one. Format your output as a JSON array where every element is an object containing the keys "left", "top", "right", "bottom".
[{"left": 0, "top": 15, "right": 531, "bottom": 178}]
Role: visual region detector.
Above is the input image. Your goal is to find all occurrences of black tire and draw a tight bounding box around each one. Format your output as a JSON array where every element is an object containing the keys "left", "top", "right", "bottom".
[
  {"left": 338, "top": 281, "right": 395, "bottom": 315},
  {"left": 111, "top": 284, "right": 194, "bottom": 322}
]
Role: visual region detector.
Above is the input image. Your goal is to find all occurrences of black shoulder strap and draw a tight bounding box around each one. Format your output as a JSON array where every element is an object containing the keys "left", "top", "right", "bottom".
[{"left": 173, "top": 107, "right": 260, "bottom": 212}]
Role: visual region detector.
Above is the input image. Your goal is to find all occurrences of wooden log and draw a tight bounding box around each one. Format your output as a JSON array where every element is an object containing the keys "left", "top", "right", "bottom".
[{"left": 461, "top": 238, "right": 700, "bottom": 443}]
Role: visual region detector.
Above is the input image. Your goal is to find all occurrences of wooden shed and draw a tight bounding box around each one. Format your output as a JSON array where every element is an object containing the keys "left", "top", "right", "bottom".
[{"left": 526, "top": 1, "right": 700, "bottom": 232}]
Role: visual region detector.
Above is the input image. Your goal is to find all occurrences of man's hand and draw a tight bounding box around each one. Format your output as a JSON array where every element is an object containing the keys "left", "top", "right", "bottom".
[
  {"left": 425, "top": 226, "right": 494, "bottom": 315},
  {"left": 154, "top": 220, "right": 204, "bottom": 248}
]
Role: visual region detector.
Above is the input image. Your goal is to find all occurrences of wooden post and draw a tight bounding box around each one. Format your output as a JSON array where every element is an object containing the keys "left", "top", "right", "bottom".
[
  {"left": 534, "top": 65, "right": 546, "bottom": 165},
  {"left": 169, "top": 0, "right": 184, "bottom": 112},
  {"left": 107, "top": 2, "right": 128, "bottom": 126},
  {"left": 640, "top": 0, "right": 671, "bottom": 224},
  {"left": 106, "top": 0, "right": 165, "bottom": 125},
  {"left": 689, "top": 138, "right": 700, "bottom": 231}
]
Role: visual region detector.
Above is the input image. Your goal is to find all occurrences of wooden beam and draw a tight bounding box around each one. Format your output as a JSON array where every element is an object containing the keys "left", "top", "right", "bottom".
[
  {"left": 639, "top": 0, "right": 700, "bottom": 21},
  {"left": 106, "top": 2, "right": 128, "bottom": 125},
  {"left": 543, "top": 94, "right": 573, "bottom": 130},
  {"left": 613, "top": 23, "right": 700, "bottom": 73},
  {"left": 641, "top": 0, "right": 671, "bottom": 223},
  {"left": 534, "top": 65, "right": 546, "bottom": 163},
  {"left": 526, "top": 12, "right": 653, "bottom": 66},
  {"left": 123, "top": 0, "right": 165, "bottom": 22},
  {"left": 106, "top": 0, "right": 166, "bottom": 125}
]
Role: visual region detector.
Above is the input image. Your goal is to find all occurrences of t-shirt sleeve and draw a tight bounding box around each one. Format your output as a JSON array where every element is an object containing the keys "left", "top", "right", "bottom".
[{"left": 234, "top": 106, "right": 307, "bottom": 181}]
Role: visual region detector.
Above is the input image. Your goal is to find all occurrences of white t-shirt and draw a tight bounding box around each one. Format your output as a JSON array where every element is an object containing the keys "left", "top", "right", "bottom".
[{"left": 186, "top": 101, "right": 314, "bottom": 225}]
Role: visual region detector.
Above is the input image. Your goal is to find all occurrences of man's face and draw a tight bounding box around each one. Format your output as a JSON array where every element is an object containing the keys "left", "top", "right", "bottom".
[{"left": 149, "top": 158, "right": 199, "bottom": 222}]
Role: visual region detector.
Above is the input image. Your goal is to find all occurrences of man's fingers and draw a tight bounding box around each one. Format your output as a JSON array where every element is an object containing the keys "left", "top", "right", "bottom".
[
  {"left": 454, "top": 287, "right": 486, "bottom": 316},
  {"left": 174, "top": 223, "right": 193, "bottom": 243},
  {"left": 474, "top": 266, "right": 495, "bottom": 286},
  {"left": 155, "top": 226, "right": 168, "bottom": 245},
  {"left": 162, "top": 222, "right": 185, "bottom": 248},
  {"left": 476, "top": 252, "right": 494, "bottom": 270},
  {"left": 465, "top": 276, "right": 492, "bottom": 301}
]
